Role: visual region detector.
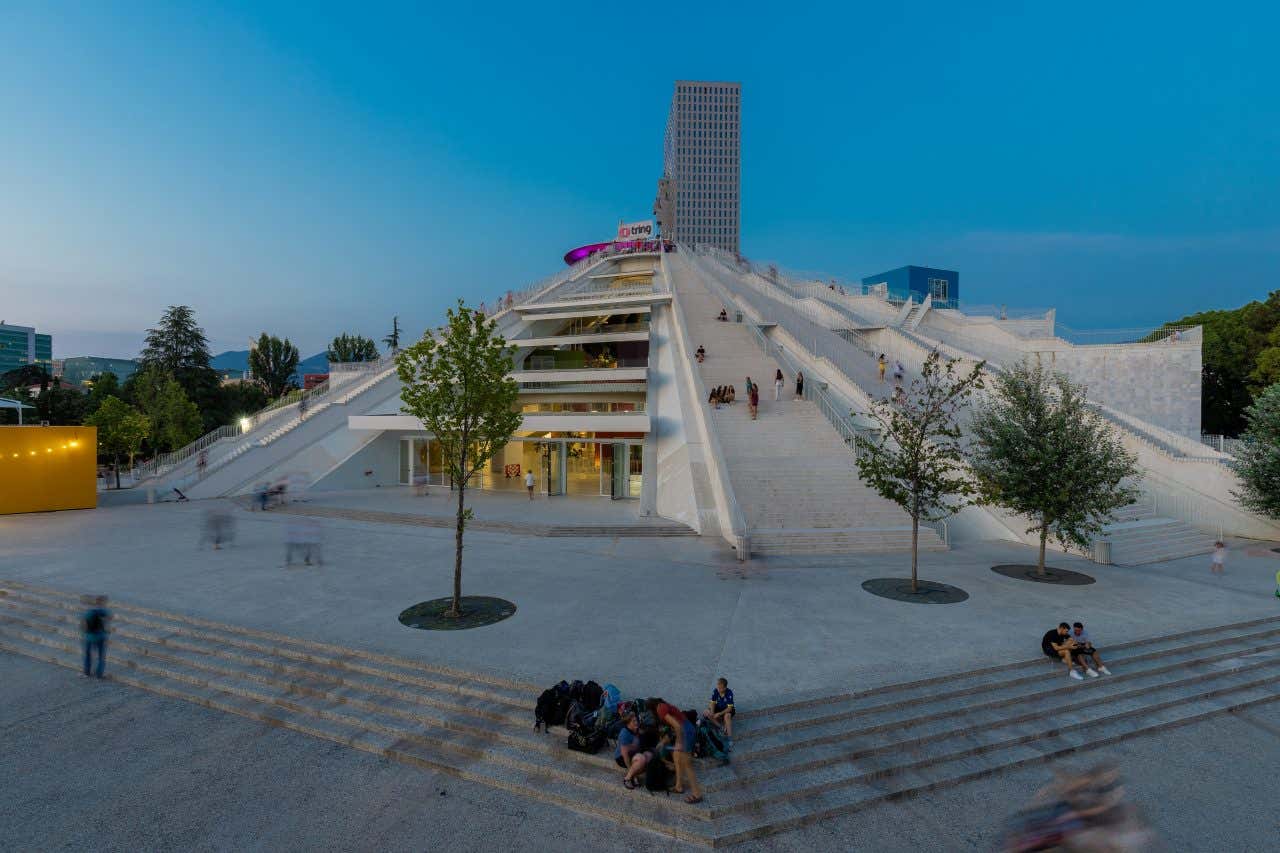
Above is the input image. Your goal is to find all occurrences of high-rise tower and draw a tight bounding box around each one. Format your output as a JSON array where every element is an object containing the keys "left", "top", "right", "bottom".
[{"left": 660, "top": 80, "right": 741, "bottom": 253}]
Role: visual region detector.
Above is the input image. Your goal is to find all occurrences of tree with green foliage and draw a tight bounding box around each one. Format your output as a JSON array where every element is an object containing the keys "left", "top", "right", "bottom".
[
  {"left": 1171, "top": 290, "right": 1280, "bottom": 435},
  {"left": 130, "top": 366, "right": 203, "bottom": 452},
  {"left": 34, "top": 379, "right": 90, "bottom": 426},
  {"left": 383, "top": 316, "right": 402, "bottom": 353},
  {"left": 855, "top": 351, "right": 985, "bottom": 592},
  {"left": 1, "top": 364, "right": 51, "bottom": 396},
  {"left": 217, "top": 382, "right": 269, "bottom": 419},
  {"left": 970, "top": 360, "right": 1140, "bottom": 575},
  {"left": 327, "top": 333, "right": 380, "bottom": 363},
  {"left": 1233, "top": 382, "right": 1280, "bottom": 519},
  {"left": 248, "top": 333, "right": 300, "bottom": 399},
  {"left": 85, "top": 396, "right": 150, "bottom": 488},
  {"left": 397, "top": 302, "right": 522, "bottom": 617},
  {"left": 87, "top": 372, "right": 121, "bottom": 410},
  {"left": 138, "top": 305, "right": 222, "bottom": 430}
]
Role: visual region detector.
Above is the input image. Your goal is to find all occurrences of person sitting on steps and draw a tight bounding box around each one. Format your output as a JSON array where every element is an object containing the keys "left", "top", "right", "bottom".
[
  {"left": 717, "top": 308, "right": 728, "bottom": 321},
  {"left": 1071, "top": 622, "right": 1111, "bottom": 675},
  {"left": 707, "top": 677, "right": 735, "bottom": 737},
  {"left": 618, "top": 714, "right": 658, "bottom": 790},
  {"left": 1043, "top": 622, "right": 1089, "bottom": 681},
  {"left": 695, "top": 345, "right": 706, "bottom": 363}
]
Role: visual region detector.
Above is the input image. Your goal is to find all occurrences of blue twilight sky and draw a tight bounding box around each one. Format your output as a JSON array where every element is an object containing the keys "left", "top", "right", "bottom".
[{"left": 1, "top": 2, "right": 1278, "bottom": 359}]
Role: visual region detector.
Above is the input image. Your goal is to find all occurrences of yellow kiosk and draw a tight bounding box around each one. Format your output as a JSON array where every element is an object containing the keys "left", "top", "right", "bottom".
[{"left": 0, "top": 425, "right": 98, "bottom": 514}]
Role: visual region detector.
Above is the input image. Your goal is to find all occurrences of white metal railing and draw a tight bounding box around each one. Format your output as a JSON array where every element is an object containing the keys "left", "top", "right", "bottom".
[
  {"left": 1200, "top": 434, "right": 1244, "bottom": 457},
  {"left": 131, "top": 423, "right": 243, "bottom": 482},
  {"left": 137, "top": 355, "right": 398, "bottom": 485}
]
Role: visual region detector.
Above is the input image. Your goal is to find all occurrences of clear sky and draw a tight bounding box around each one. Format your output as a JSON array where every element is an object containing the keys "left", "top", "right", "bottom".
[{"left": 2, "top": 1, "right": 1277, "bottom": 359}]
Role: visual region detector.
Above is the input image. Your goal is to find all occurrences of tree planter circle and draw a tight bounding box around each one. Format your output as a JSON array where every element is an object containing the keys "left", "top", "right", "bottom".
[
  {"left": 862, "top": 578, "right": 969, "bottom": 604},
  {"left": 991, "top": 564, "right": 1096, "bottom": 585},
  {"left": 399, "top": 597, "right": 516, "bottom": 630}
]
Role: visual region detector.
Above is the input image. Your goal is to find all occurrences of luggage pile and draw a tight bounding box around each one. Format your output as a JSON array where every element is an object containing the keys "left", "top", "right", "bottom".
[{"left": 533, "top": 680, "right": 732, "bottom": 763}]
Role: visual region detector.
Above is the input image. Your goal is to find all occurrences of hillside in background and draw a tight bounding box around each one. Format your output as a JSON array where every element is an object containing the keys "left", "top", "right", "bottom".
[
  {"left": 211, "top": 351, "right": 329, "bottom": 383},
  {"left": 1171, "top": 290, "right": 1280, "bottom": 436}
]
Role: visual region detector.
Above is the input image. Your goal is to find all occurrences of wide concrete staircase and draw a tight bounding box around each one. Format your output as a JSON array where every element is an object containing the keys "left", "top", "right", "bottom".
[
  {"left": 671, "top": 256, "right": 944, "bottom": 556},
  {"left": 1099, "top": 498, "right": 1215, "bottom": 565},
  {"left": 5, "top": 580, "right": 1279, "bottom": 847}
]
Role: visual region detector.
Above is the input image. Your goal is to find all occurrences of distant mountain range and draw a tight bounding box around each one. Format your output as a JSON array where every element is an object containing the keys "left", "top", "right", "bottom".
[{"left": 211, "top": 350, "right": 329, "bottom": 383}]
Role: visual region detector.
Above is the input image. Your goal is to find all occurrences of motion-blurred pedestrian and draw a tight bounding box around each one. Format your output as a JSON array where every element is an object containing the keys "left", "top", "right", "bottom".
[
  {"left": 202, "top": 508, "right": 235, "bottom": 550},
  {"left": 81, "top": 595, "right": 111, "bottom": 678}
]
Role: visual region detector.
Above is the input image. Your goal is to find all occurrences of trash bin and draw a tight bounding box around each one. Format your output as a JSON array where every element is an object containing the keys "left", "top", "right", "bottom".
[
  {"left": 734, "top": 311, "right": 743, "bottom": 323},
  {"left": 1092, "top": 539, "right": 1112, "bottom": 565}
]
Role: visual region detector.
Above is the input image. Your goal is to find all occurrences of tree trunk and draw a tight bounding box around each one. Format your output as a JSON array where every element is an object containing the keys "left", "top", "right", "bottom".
[
  {"left": 450, "top": 481, "right": 465, "bottom": 617},
  {"left": 910, "top": 501, "right": 920, "bottom": 594},
  {"left": 1038, "top": 524, "right": 1048, "bottom": 576},
  {"left": 113, "top": 454, "right": 120, "bottom": 490}
]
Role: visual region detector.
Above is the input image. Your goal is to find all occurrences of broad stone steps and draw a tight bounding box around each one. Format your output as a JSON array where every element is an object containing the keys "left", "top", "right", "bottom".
[
  {"left": 0, "top": 603, "right": 536, "bottom": 729},
  {"left": 546, "top": 525, "right": 697, "bottom": 537},
  {"left": 672, "top": 253, "right": 930, "bottom": 556},
  {"left": 704, "top": 681, "right": 1280, "bottom": 844},
  {"left": 0, "top": 621, "right": 642, "bottom": 795},
  {"left": 698, "top": 647, "right": 1280, "bottom": 794},
  {"left": 702, "top": 666, "right": 1280, "bottom": 815},
  {"left": 0, "top": 582, "right": 538, "bottom": 704},
  {"left": 0, "top": 629, "right": 715, "bottom": 846},
  {"left": 750, "top": 529, "right": 945, "bottom": 555},
  {"left": 735, "top": 629, "right": 1280, "bottom": 753},
  {"left": 737, "top": 615, "right": 1280, "bottom": 733},
  {"left": 6, "top": 580, "right": 1279, "bottom": 847}
]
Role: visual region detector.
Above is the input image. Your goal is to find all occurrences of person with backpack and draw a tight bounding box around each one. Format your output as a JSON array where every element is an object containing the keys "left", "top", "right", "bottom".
[
  {"left": 706, "top": 677, "right": 736, "bottom": 737},
  {"left": 652, "top": 700, "right": 703, "bottom": 804},
  {"left": 81, "top": 595, "right": 111, "bottom": 678}
]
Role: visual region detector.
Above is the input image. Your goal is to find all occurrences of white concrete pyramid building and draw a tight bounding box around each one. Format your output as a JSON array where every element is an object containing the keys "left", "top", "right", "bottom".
[{"left": 138, "top": 242, "right": 1280, "bottom": 562}]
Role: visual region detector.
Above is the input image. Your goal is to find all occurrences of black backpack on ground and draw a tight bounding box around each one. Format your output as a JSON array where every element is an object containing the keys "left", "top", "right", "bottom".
[
  {"left": 534, "top": 681, "right": 571, "bottom": 731},
  {"left": 565, "top": 700, "right": 590, "bottom": 733},
  {"left": 644, "top": 755, "right": 672, "bottom": 793},
  {"left": 582, "top": 680, "right": 604, "bottom": 710},
  {"left": 567, "top": 728, "right": 607, "bottom": 754},
  {"left": 568, "top": 680, "right": 586, "bottom": 704}
]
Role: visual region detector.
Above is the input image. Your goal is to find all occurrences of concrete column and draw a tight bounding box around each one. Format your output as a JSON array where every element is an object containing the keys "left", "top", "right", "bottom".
[{"left": 639, "top": 362, "right": 658, "bottom": 517}]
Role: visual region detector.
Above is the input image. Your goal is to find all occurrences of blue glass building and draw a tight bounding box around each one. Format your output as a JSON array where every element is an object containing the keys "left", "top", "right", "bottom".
[{"left": 860, "top": 266, "right": 959, "bottom": 309}]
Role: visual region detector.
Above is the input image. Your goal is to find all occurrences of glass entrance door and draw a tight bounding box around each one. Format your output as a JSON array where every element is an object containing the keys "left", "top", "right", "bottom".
[{"left": 610, "top": 442, "right": 628, "bottom": 499}]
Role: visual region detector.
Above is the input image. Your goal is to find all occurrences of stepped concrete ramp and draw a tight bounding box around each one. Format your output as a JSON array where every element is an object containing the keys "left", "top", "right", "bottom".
[
  {"left": 171, "top": 370, "right": 402, "bottom": 499},
  {"left": 669, "top": 253, "right": 944, "bottom": 556},
  {"left": 5, "top": 580, "right": 1277, "bottom": 847}
]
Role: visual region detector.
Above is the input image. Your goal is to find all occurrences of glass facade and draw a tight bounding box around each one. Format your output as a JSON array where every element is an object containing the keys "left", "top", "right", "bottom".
[
  {"left": 398, "top": 434, "right": 644, "bottom": 500},
  {"left": 0, "top": 324, "right": 52, "bottom": 374}
]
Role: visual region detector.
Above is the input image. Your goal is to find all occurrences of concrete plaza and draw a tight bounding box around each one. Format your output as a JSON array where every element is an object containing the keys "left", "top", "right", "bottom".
[
  {"left": 4, "top": 493, "right": 1280, "bottom": 705},
  {"left": 3, "top": 493, "right": 1280, "bottom": 849}
]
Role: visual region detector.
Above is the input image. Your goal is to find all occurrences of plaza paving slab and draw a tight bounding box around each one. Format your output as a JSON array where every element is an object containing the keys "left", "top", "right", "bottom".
[
  {"left": 2, "top": 495, "right": 1278, "bottom": 709},
  {"left": 3, "top": 651, "right": 1278, "bottom": 851}
]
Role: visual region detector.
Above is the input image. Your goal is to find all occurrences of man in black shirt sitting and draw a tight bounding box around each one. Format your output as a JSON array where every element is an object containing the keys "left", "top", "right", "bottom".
[{"left": 1042, "top": 622, "right": 1088, "bottom": 682}]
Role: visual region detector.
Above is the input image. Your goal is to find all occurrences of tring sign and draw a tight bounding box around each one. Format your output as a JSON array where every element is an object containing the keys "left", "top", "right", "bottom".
[{"left": 617, "top": 220, "right": 654, "bottom": 241}]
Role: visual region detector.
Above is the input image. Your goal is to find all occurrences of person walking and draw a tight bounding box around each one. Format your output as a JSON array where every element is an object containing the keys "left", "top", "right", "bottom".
[
  {"left": 774, "top": 369, "right": 784, "bottom": 401},
  {"left": 749, "top": 382, "right": 759, "bottom": 420},
  {"left": 795, "top": 371, "right": 805, "bottom": 400},
  {"left": 744, "top": 376, "right": 753, "bottom": 399},
  {"left": 893, "top": 360, "right": 905, "bottom": 386},
  {"left": 877, "top": 354, "right": 887, "bottom": 383},
  {"left": 196, "top": 449, "right": 208, "bottom": 479},
  {"left": 81, "top": 595, "right": 111, "bottom": 679},
  {"left": 1210, "top": 540, "right": 1227, "bottom": 575}
]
